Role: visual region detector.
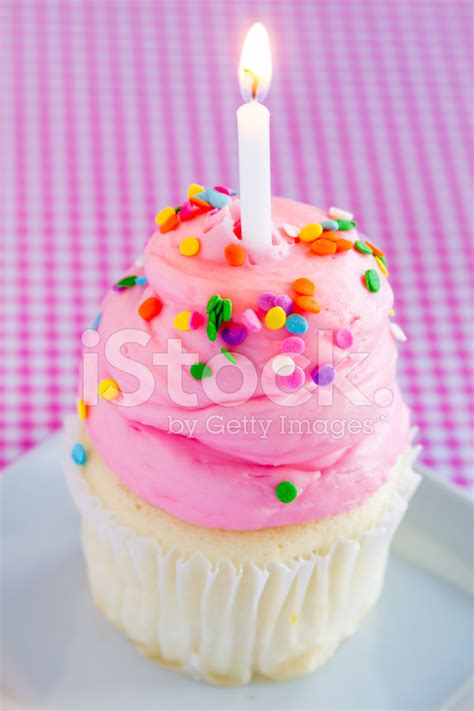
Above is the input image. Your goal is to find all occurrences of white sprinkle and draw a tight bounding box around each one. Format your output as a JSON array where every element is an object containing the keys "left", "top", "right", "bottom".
[
  {"left": 328, "top": 206, "right": 354, "bottom": 221},
  {"left": 134, "top": 254, "right": 145, "bottom": 267},
  {"left": 271, "top": 354, "right": 296, "bottom": 376},
  {"left": 281, "top": 224, "right": 299, "bottom": 238},
  {"left": 390, "top": 322, "right": 407, "bottom": 342}
]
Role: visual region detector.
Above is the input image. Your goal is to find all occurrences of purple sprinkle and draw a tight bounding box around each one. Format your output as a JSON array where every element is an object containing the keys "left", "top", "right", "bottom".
[
  {"left": 258, "top": 292, "right": 277, "bottom": 312},
  {"left": 221, "top": 325, "right": 247, "bottom": 346},
  {"left": 280, "top": 336, "right": 305, "bottom": 354},
  {"left": 311, "top": 364, "right": 336, "bottom": 387},
  {"left": 113, "top": 285, "right": 127, "bottom": 292},
  {"left": 274, "top": 294, "right": 293, "bottom": 314},
  {"left": 277, "top": 366, "right": 305, "bottom": 391},
  {"left": 335, "top": 328, "right": 353, "bottom": 349}
]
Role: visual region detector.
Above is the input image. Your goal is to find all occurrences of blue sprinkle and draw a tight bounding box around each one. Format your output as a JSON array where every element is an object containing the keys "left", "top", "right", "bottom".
[
  {"left": 321, "top": 220, "right": 339, "bottom": 231},
  {"left": 90, "top": 312, "right": 102, "bottom": 330},
  {"left": 71, "top": 442, "right": 87, "bottom": 466},
  {"left": 195, "top": 188, "right": 231, "bottom": 210},
  {"left": 286, "top": 314, "right": 309, "bottom": 334},
  {"left": 135, "top": 275, "right": 148, "bottom": 286}
]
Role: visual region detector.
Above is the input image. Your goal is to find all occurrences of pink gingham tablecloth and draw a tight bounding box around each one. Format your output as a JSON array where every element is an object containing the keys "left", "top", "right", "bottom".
[{"left": 1, "top": 0, "right": 473, "bottom": 490}]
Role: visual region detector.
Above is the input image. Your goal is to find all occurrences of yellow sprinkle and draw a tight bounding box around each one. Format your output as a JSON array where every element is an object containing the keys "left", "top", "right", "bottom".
[
  {"left": 173, "top": 311, "right": 191, "bottom": 331},
  {"left": 179, "top": 237, "right": 200, "bottom": 257},
  {"left": 187, "top": 183, "right": 206, "bottom": 199},
  {"left": 375, "top": 255, "right": 389, "bottom": 277},
  {"left": 290, "top": 613, "right": 298, "bottom": 625},
  {"left": 98, "top": 378, "right": 120, "bottom": 401},
  {"left": 389, "top": 308, "right": 396, "bottom": 317},
  {"left": 77, "top": 398, "right": 88, "bottom": 420},
  {"left": 155, "top": 206, "right": 176, "bottom": 226},
  {"left": 265, "top": 306, "right": 287, "bottom": 330},
  {"left": 299, "top": 223, "right": 323, "bottom": 243}
]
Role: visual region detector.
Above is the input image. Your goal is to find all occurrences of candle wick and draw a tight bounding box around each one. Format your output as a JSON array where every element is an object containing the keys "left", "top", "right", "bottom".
[{"left": 243, "top": 68, "right": 259, "bottom": 100}]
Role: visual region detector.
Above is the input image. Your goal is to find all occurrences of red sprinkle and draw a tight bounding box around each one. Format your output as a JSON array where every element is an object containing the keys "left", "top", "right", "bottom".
[{"left": 138, "top": 297, "right": 162, "bottom": 321}]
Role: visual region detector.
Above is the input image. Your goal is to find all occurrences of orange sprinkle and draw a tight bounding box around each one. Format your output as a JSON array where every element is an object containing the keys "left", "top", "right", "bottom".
[
  {"left": 336, "top": 239, "right": 353, "bottom": 252},
  {"left": 224, "top": 243, "right": 246, "bottom": 266},
  {"left": 322, "top": 231, "right": 340, "bottom": 242},
  {"left": 365, "top": 241, "right": 385, "bottom": 257},
  {"left": 138, "top": 297, "right": 163, "bottom": 321},
  {"left": 189, "top": 194, "right": 210, "bottom": 209},
  {"left": 311, "top": 239, "right": 337, "bottom": 256},
  {"left": 292, "top": 277, "right": 316, "bottom": 296},
  {"left": 159, "top": 213, "right": 179, "bottom": 234},
  {"left": 296, "top": 295, "right": 321, "bottom": 313}
]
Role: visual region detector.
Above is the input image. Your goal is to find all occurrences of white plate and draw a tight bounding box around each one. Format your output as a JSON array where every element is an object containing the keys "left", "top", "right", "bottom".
[{"left": 1, "top": 435, "right": 473, "bottom": 710}]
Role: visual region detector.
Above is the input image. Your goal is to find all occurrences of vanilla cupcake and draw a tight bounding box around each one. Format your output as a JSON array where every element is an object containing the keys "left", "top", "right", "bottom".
[{"left": 65, "top": 188, "right": 419, "bottom": 685}]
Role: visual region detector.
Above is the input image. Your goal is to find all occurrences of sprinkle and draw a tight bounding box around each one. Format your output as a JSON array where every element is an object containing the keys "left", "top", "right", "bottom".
[
  {"left": 221, "top": 325, "right": 247, "bottom": 345},
  {"left": 390, "top": 322, "right": 407, "bottom": 342},
  {"left": 173, "top": 311, "right": 192, "bottom": 331},
  {"left": 321, "top": 219, "right": 339, "bottom": 231},
  {"left": 364, "top": 269, "right": 381, "bottom": 293},
  {"left": 233, "top": 221, "right": 242, "bottom": 239},
  {"left": 355, "top": 240, "right": 373, "bottom": 255},
  {"left": 275, "top": 481, "right": 298, "bottom": 504},
  {"left": 258, "top": 292, "right": 277, "bottom": 312},
  {"left": 271, "top": 354, "right": 295, "bottom": 376},
  {"left": 134, "top": 254, "right": 145, "bottom": 267},
  {"left": 155, "top": 207, "right": 179, "bottom": 233},
  {"left": 190, "top": 362, "right": 212, "bottom": 380},
  {"left": 138, "top": 297, "right": 163, "bottom": 321},
  {"left": 323, "top": 231, "right": 340, "bottom": 242},
  {"left": 274, "top": 294, "right": 293, "bottom": 314},
  {"left": 221, "top": 347, "right": 237, "bottom": 364},
  {"left": 286, "top": 314, "right": 309, "bottom": 334},
  {"left": 311, "top": 364, "right": 336, "bottom": 386},
  {"left": 224, "top": 243, "right": 246, "bottom": 266},
  {"left": 365, "top": 241, "right": 385, "bottom": 257},
  {"left": 277, "top": 365, "right": 305, "bottom": 391},
  {"left": 77, "top": 398, "right": 88, "bottom": 420},
  {"left": 389, "top": 308, "right": 396, "bottom": 317},
  {"left": 328, "top": 206, "right": 354, "bottom": 221},
  {"left": 189, "top": 311, "right": 204, "bottom": 330},
  {"left": 375, "top": 255, "right": 389, "bottom": 276},
  {"left": 335, "top": 328, "right": 353, "bottom": 349},
  {"left": 299, "top": 223, "right": 323, "bottom": 243},
  {"left": 179, "top": 237, "right": 200, "bottom": 256},
  {"left": 135, "top": 275, "right": 148, "bottom": 286},
  {"left": 207, "top": 321, "right": 217, "bottom": 341},
  {"left": 188, "top": 183, "right": 206, "bottom": 198},
  {"left": 214, "top": 185, "right": 232, "bottom": 195},
  {"left": 280, "top": 336, "right": 305, "bottom": 354},
  {"left": 241, "top": 308, "right": 262, "bottom": 333},
  {"left": 90, "top": 312, "right": 102, "bottom": 330},
  {"left": 281, "top": 224, "right": 300, "bottom": 238},
  {"left": 291, "top": 613, "right": 298, "bottom": 625},
  {"left": 265, "top": 306, "right": 287, "bottom": 330},
  {"left": 335, "top": 219, "right": 356, "bottom": 231},
  {"left": 295, "top": 295, "right": 320, "bottom": 313},
  {"left": 115, "top": 275, "right": 137, "bottom": 288},
  {"left": 292, "top": 277, "right": 316, "bottom": 296},
  {"left": 222, "top": 298, "right": 232, "bottom": 322},
  {"left": 311, "top": 239, "right": 337, "bottom": 255},
  {"left": 71, "top": 443, "right": 87, "bottom": 466},
  {"left": 207, "top": 294, "right": 221, "bottom": 313},
  {"left": 98, "top": 378, "right": 120, "bottom": 400},
  {"left": 113, "top": 285, "right": 127, "bottom": 293},
  {"left": 180, "top": 201, "right": 199, "bottom": 222},
  {"left": 336, "top": 239, "right": 353, "bottom": 252},
  {"left": 195, "top": 188, "right": 231, "bottom": 210}
]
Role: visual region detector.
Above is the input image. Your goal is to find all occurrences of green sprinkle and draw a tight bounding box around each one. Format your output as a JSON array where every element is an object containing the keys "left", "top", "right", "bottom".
[
  {"left": 207, "top": 321, "right": 217, "bottom": 341},
  {"left": 190, "top": 362, "right": 212, "bottom": 380},
  {"left": 175, "top": 205, "right": 181, "bottom": 213},
  {"left": 354, "top": 240, "right": 373, "bottom": 255},
  {"left": 365, "top": 269, "right": 381, "bottom": 293},
  {"left": 378, "top": 255, "right": 387, "bottom": 267},
  {"left": 336, "top": 219, "right": 356, "bottom": 231},
  {"left": 115, "top": 275, "right": 137, "bottom": 288},
  {"left": 275, "top": 481, "right": 298, "bottom": 504},
  {"left": 221, "top": 347, "right": 237, "bottom": 364},
  {"left": 214, "top": 300, "right": 224, "bottom": 316},
  {"left": 208, "top": 310, "right": 217, "bottom": 325},
  {"left": 222, "top": 298, "right": 232, "bottom": 321},
  {"left": 206, "top": 294, "right": 221, "bottom": 314}
]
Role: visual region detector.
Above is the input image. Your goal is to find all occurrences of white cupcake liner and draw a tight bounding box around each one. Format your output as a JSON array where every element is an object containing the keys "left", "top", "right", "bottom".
[{"left": 64, "top": 417, "right": 421, "bottom": 684}]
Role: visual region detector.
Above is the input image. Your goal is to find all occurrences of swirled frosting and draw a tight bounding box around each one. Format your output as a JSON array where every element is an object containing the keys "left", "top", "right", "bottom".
[{"left": 81, "top": 196, "right": 410, "bottom": 530}]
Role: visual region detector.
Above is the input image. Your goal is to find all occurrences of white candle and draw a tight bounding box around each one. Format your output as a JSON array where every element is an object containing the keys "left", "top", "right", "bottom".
[{"left": 237, "top": 23, "right": 272, "bottom": 250}]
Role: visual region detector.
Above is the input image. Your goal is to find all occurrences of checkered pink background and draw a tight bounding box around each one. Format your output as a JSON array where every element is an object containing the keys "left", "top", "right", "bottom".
[{"left": 1, "top": 0, "right": 472, "bottom": 490}]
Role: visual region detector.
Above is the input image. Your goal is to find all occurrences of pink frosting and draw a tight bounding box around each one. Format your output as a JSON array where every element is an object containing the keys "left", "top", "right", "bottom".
[{"left": 82, "top": 197, "right": 410, "bottom": 530}]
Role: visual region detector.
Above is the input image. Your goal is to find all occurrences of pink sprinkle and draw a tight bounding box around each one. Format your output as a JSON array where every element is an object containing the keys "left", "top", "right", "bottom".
[
  {"left": 214, "top": 185, "right": 232, "bottom": 195},
  {"left": 189, "top": 311, "right": 204, "bottom": 330},
  {"left": 277, "top": 366, "right": 305, "bottom": 391},
  {"left": 335, "top": 328, "right": 353, "bottom": 349},
  {"left": 180, "top": 201, "right": 197, "bottom": 222},
  {"left": 241, "top": 308, "right": 262, "bottom": 333},
  {"left": 280, "top": 336, "right": 305, "bottom": 354}
]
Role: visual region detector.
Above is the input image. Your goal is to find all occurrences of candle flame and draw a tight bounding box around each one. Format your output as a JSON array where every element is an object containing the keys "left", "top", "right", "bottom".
[{"left": 238, "top": 23, "right": 272, "bottom": 102}]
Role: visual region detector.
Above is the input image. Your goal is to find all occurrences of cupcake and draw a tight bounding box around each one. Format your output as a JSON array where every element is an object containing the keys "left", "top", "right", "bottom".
[{"left": 65, "top": 188, "right": 420, "bottom": 685}]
